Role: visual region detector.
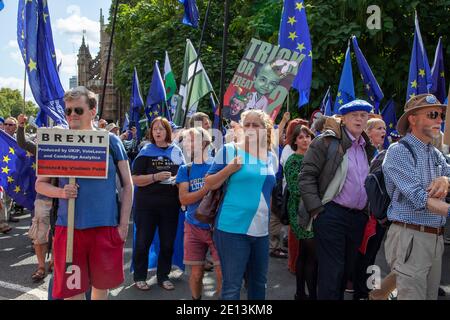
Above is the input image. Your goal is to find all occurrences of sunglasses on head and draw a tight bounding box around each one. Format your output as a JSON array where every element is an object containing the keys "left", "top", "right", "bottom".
[
  {"left": 65, "top": 107, "right": 85, "bottom": 116},
  {"left": 422, "top": 111, "right": 446, "bottom": 121}
]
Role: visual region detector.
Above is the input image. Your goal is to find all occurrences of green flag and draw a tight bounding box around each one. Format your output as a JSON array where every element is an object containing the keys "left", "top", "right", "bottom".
[
  {"left": 164, "top": 51, "right": 177, "bottom": 101},
  {"left": 173, "top": 39, "right": 214, "bottom": 126}
]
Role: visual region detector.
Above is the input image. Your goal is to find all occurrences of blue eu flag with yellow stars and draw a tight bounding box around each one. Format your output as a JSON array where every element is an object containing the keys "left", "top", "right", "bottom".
[
  {"left": 17, "top": 0, "right": 67, "bottom": 127},
  {"left": 146, "top": 61, "right": 168, "bottom": 123},
  {"left": 334, "top": 43, "right": 355, "bottom": 114},
  {"left": 0, "top": 1, "right": 5, "bottom": 11},
  {"left": 129, "top": 67, "right": 144, "bottom": 140},
  {"left": 179, "top": 0, "right": 199, "bottom": 28},
  {"left": 352, "top": 36, "right": 384, "bottom": 113},
  {"left": 279, "top": 0, "right": 312, "bottom": 108},
  {"left": 381, "top": 99, "right": 397, "bottom": 149},
  {"left": 431, "top": 37, "right": 446, "bottom": 103},
  {"left": 406, "top": 12, "right": 432, "bottom": 101},
  {"left": 0, "top": 131, "right": 36, "bottom": 210},
  {"left": 320, "top": 86, "right": 333, "bottom": 116}
]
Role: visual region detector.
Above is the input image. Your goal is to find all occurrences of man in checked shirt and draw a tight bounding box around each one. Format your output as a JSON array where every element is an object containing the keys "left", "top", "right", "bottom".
[{"left": 383, "top": 93, "right": 450, "bottom": 300}]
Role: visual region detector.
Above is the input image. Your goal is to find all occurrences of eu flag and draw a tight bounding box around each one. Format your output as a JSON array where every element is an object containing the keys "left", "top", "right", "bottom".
[
  {"left": 279, "top": 0, "right": 312, "bottom": 108},
  {"left": 352, "top": 36, "right": 384, "bottom": 113},
  {"left": 129, "top": 67, "right": 144, "bottom": 140},
  {"left": 0, "top": 131, "right": 36, "bottom": 210},
  {"left": 431, "top": 37, "right": 446, "bottom": 103},
  {"left": 381, "top": 99, "right": 397, "bottom": 149},
  {"left": 406, "top": 12, "right": 432, "bottom": 101},
  {"left": 179, "top": 0, "right": 199, "bottom": 28},
  {"left": 334, "top": 43, "right": 355, "bottom": 114},
  {"left": 320, "top": 86, "right": 333, "bottom": 116},
  {"left": 145, "top": 61, "right": 168, "bottom": 123},
  {"left": 0, "top": 1, "right": 4, "bottom": 11},
  {"left": 17, "top": 0, "right": 67, "bottom": 127}
]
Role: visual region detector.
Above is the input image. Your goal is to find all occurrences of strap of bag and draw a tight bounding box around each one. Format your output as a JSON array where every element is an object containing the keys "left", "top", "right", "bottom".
[{"left": 398, "top": 139, "right": 417, "bottom": 166}]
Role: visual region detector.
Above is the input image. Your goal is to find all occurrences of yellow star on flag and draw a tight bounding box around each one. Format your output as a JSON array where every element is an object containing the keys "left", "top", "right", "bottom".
[
  {"left": 410, "top": 80, "right": 417, "bottom": 88},
  {"left": 288, "top": 31, "right": 297, "bottom": 41},
  {"left": 3, "top": 155, "right": 10, "bottom": 163},
  {"left": 441, "top": 71, "right": 445, "bottom": 78},
  {"left": 2, "top": 166, "right": 10, "bottom": 175},
  {"left": 418, "top": 69, "right": 425, "bottom": 77},
  {"left": 14, "top": 186, "right": 21, "bottom": 194},
  {"left": 28, "top": 58, "right": 37, "bottom": 72},
  {"left": 287, "top": 16, "right": 296, "bottom": 26},
  {"left": 389, "top": 123, "right": 394, "bottom": 129},
  {"left": 31, "top": 162, "right": 37, "bottom": 170},
  {"left": 308, "top": 50, "right": 313, "bottom": 58},
  {"left": 9, "top": 147, "right": 15, "bottom": 155},
  {"left": 154, "top": 110, "right": 159, "bottom": 115},
  {"left": 295, "top": 2, "right": 304, "bottom": 11},
  {"left": 296, "top": 43, "right": 305, "bottom": 52},
  {"left": 338, "top": 99, "right": 343, "bottom": 105},
  {"left": 337, "top": 92, "right": 342, "bottom": 97},
  {"left": 370, "top": 96, "right": 375, "bottom": 101},
  {"left": 409, "top": 93, "right": 416, "bottom": 99},
  {"left": 43, "top": 13, "right": 49, "bottom": 23},
  {"left": 7, "top": 176, "right": 14, "bottom": 184},
  {"left": 26, "top": 151, "right": 32, "bottom": 158},
  {"left": 366, "top": 84, "right": 371, "bottom": 90}
]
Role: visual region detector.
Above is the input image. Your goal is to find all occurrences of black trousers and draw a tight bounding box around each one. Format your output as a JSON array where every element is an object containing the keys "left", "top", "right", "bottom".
[
  {"left": 353, "top": 222, "right": 387, "bottom": 299},
  {"left": 133, "top": 201, "right": 180, "bottom": 283},
  {"left": 313, "top": 201, "right": 368, "bottom": 300}
]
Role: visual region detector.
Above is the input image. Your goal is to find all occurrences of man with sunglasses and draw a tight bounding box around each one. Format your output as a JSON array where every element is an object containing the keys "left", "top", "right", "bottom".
[
  {"left": 383, "top": 93, "right": 450, "bottom": 300},
  {"left": 4, "top": 117, "right": 18, "bottom": 137},
  {"left": 35, "top": 86, "right": 133, "bottom": 300}
]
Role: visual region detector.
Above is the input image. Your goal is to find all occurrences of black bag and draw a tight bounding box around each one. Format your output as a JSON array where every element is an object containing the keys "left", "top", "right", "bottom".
[
  {"left": 195, "top": 144, "right": 237, "bottom": 225},
  {"left": 271, "top": 166, "right": 289, "bottom": 225},
  {"left": 365, "top": 140, "right": 416, "bottom": 220}
]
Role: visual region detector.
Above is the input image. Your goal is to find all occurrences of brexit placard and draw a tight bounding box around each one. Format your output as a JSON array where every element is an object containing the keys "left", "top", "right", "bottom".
[
  {"left": 221, "top": 38, "right": 305, "bottom": 122},
  {"left": 36, "top": 129, "right": 109, "bottom": 179}
]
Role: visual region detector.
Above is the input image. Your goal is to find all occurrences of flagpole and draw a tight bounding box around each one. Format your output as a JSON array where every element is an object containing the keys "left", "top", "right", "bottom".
[
  {"left": 181, "top": 0, "right": 213, "bottom": 128},
  {"left": 23, "top": 67, "right": 27, "bottom": 114},
  {"left": 218, "top": 0, "right": 230, "bottom": 133},
  {"left": 443, "top": 84, "right": 450, "bottom": 145},
  {"left": 99, "top": 0, "right": 119, "bottom": 120}
]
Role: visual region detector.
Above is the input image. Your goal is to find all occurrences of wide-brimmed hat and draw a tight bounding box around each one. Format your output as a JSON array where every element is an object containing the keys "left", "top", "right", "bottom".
[{"left": 397, "top": 93, "right": 447, "bottom": 136}]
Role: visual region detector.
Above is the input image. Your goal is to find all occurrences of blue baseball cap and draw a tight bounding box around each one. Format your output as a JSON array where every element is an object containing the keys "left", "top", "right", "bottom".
[{"left": 338, "top": 99, "right": 373, "bottom": 115}]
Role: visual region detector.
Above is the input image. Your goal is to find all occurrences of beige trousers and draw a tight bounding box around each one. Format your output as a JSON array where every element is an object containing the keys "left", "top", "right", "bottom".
[
  {"left": 384, "top": 223, "right": 444, "bottom": 300},
  {"left": 269, "top": 211, "right": 283, "bottom": 251}
]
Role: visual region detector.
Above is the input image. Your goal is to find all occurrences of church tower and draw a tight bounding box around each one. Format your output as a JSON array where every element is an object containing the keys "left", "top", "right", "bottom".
[{"left": 77, "top": 35, "right": 92, "bottom": 87}]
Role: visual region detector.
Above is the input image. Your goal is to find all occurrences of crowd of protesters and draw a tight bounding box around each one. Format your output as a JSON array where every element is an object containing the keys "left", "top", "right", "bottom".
[{"left": 3, "top": 85, "right": 450, "bottom": 301}]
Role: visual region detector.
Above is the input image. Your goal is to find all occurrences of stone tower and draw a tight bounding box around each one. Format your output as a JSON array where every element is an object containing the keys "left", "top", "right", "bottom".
[{"left": 76, "top": 9, "right": 123, "bottom": 123}]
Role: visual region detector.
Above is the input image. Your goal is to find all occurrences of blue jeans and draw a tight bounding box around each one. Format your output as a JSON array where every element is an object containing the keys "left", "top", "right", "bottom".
[{"left": 213, "top": 229, "right": 269, "bottom": 300}]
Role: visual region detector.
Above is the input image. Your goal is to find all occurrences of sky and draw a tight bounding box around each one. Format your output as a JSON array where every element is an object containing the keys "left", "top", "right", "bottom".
[{"left": 0, "top": 0, "right": 112, "bottom": 102}]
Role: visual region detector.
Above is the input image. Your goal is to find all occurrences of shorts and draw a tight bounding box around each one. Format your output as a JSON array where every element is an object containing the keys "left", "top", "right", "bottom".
[
  {"left": 183, "top": 222, "right": 220, "bottom": 266},
  {"left": 52, "top": 226, "right": 124, "bottom": 299},
  {"left": 28, "top": 199, "right": 51, "bottom": 245}
]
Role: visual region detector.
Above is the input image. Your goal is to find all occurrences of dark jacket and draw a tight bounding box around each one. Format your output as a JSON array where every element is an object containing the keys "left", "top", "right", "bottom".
[{"left": 298, "top": 117, "right": 376, "bottom": 216}]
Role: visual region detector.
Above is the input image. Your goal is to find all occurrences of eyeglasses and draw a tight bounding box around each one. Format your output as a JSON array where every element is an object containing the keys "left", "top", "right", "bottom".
[
  {"left": 65, "top": 107, "right": 85, "bottom": 116},
  {"left": 416, "top": 111, "right": 446, "bottom": 121},
  {"left": 4, "top": 123, "right": 16, "bottom": 126}
]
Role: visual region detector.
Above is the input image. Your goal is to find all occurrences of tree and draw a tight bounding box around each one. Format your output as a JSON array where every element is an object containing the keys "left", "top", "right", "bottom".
[
  {"left": 0, "top": 88, "right": 38, "bottom": 119},
  {"left": 111, "top": 0, "right": 450, "bottom": 122}
]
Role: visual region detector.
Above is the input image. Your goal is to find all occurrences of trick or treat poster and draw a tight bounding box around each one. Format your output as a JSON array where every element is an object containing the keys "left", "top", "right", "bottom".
[{"left": 221, "top": 38, "right": 305, "bottom": 122}]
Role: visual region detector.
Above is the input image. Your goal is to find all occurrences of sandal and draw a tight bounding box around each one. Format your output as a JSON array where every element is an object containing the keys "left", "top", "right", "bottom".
[
  {"left": 270, "top": 249, "right": 288, "bottom": 259},
  {"left": 134, "top": 281, "right": 150, "bottom": 291},
  {"left": 31, "top": 267, "right": 46, "bottom": 282},
  {"left": 159, "top": 280, "right": 175, "bottom": 291}
]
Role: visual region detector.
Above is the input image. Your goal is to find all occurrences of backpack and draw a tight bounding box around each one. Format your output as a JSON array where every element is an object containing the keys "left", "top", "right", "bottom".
[{"left": 364, "top": 140, "right": 416, "bottom": 220}]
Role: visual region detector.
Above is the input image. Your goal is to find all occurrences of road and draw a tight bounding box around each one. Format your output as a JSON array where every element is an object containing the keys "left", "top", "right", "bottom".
[{"left": 1, "top": 211, "right": 449, "bottom": 300}]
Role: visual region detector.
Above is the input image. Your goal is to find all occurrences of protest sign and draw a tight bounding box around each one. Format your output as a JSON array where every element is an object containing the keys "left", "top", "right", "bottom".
[{"left": 221, "top": 38, "right": 304, "bottom": 122}]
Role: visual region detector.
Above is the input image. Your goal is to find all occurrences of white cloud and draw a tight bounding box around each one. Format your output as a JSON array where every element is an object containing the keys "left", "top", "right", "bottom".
[
  {"left": 56, "top": 5, "right": 100, "bottom": 53},
  {"left": 6, "top": 40, "right": 23, "bottom": 66},
  {"left": 0, "top": 77, "right": 35, "bottom": 102}
]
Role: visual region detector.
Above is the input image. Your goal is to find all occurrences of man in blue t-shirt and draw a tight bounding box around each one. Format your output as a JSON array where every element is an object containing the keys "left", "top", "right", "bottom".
[
  {"left": 176, "top": 127, "right": 222, "bottom": 300},
  {"left": 36, "top": 86, "right": 133, "bottom": 300}
]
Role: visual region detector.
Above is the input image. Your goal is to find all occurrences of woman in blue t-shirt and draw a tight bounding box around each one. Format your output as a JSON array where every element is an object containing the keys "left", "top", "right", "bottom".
[
  {"left": 176, "top": 127, "right": 222, "bottom": 300},
  {"left": 131, "top": 117, "right": 185, "bottom": 291},
  {"left": 205, "top": 109, "right": 277, "bottom": 300}
]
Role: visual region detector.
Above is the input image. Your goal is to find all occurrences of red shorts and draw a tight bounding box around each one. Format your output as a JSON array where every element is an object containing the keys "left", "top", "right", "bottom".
[
  {"left": 183, "top": 222, "right": 220, "bottom": 266},
  {"left": 52, "top": 226, "right": 125, "bottom": 299}
]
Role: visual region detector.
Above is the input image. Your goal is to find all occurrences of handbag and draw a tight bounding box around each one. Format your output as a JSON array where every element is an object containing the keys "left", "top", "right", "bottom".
[{"left": 195, "top": 144, "right": 237, "bottom": 225}]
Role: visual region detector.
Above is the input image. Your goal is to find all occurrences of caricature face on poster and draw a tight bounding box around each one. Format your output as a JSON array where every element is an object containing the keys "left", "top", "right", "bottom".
[{"left": 221, "top": 38, "right": 305, "bottom": 122}]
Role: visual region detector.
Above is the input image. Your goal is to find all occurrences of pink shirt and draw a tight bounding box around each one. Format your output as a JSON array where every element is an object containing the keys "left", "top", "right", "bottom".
[{"left": 333, "top": 128, "right": 369, "bottom": 210}]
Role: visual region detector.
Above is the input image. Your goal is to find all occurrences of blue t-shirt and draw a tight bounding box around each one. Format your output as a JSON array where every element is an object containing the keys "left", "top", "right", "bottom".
[
  {"left": 56, "top": 134, "right": 128, "bottom": 229},
  {"left": 207, "top": 143, "right": 277, "bottom": 236},
  {"left": 176, "top": 160, "right": 212, "bottom": 229}
]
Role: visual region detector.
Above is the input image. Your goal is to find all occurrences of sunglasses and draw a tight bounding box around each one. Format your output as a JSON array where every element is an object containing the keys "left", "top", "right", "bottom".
[
  {"left": 417, "top": 111, "right": 446, "bottom": 121},
  {"left": 4, "top": 123, "right": 16, "bottom": 126},
  {"left": 65, "top": 107, "right": 85, "bottom": 116}
]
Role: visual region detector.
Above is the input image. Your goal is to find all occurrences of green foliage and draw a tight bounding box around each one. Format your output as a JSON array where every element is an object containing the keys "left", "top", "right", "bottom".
[
  {"left": 112, "top": 0, "right": 450, "bottom": 123},
  {"left": 0, "top": 88, "right": 37, "bottom": 119}
]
